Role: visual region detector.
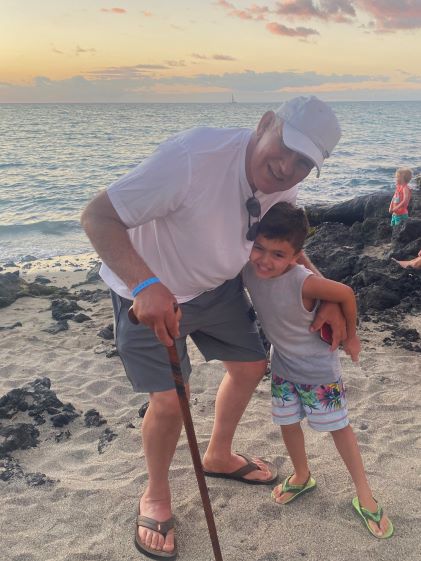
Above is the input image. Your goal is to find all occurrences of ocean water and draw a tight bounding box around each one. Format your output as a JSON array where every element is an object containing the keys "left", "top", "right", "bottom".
[{"left": 1, "top": 101, "right": 420, "bottom": 262}]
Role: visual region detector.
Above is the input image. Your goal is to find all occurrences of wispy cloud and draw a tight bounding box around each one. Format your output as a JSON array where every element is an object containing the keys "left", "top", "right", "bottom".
[
  {"left": 213, "top": 54, "right": 237, "bottom": 60},
  {"left": 86, "top": 63, "right": 168, "bottom": 79},
  {"left": 216, "top": 0, "right": 270, "bottom": 20},
  {"left": 274, "top": 0, "right": 323, "bottom": 18},
  {"left": 273, "top": 0, "right": 356, "bottom": 23},
  {"left": 190, "top": 53, "right": 237, "bottom": 61},
  {"left": 216, "top": 0, "right": 421, "bottom": 35},
  {"left": 356, "top": 0, "right": 421, "bottom": 31},
  {"left": 75, "top": 45, "right": 96, "bottom": 56},
  {"left": 166, "top": 69, "right": 386, "bottom": 91},
  {"left": 100, "top": 7, "right": 127, "bottom": 14},
  {"left": 266, "top": 22, "right": 319, "bottom": 37},
  {"left": 406, "top": 74, "right": 421, "bottom": 83},
  {"left": 165, "top": 60, "right": 187, "bottom": 67}
]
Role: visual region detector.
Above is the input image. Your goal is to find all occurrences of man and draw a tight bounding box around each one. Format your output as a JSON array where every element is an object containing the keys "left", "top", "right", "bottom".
[{"left": 81, "top": 96, "right": 343, "bottom": 560}]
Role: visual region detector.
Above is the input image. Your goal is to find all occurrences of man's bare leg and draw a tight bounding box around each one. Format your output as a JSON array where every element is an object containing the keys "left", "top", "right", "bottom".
[
  {"left": 203, "top": 360, "right": 273, "bottom": 480},
  {"left": 138, "top": 386, "right": 189, "bottom": 554}
]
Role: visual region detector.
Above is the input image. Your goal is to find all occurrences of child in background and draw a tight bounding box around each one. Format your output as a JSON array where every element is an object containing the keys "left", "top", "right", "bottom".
[
  {"left": 243, "top": 202, "right": 393, "bottom": 539},
  {"left": 389, "top": 167, "right": 412, "bottom": 226}
]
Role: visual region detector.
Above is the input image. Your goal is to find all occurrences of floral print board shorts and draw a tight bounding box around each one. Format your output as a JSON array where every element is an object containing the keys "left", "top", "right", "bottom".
[{"left": 271, "top": 374, "right": 349, "bottom": 432}]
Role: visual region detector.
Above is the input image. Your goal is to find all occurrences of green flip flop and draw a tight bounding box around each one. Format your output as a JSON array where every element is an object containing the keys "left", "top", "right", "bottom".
[
  {"left": 352, "top": 497, "right": 394, "bottom": 539},
  {"left": 271, "top": 473, "right": 316, "bottom": 505}
]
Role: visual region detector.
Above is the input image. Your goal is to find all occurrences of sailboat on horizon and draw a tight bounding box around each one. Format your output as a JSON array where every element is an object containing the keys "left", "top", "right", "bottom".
[{"left": 231, "top": 93, "right": 237, "bottom": 104}]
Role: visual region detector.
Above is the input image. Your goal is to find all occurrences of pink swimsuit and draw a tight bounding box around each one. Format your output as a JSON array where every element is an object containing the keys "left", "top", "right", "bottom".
[{"left": 391, "top": 183, "right": 411, "bottom": 215}]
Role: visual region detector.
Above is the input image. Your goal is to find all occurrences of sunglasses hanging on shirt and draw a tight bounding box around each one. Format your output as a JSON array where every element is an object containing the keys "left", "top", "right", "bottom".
[{"left": 246, "top": 195, "right": 261, "bottom": 241}]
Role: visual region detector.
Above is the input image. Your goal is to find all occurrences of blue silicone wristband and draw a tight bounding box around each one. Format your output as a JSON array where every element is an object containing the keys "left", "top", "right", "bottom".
[{"left": 131, "top": 277, "right": 160, "bottom": 298}]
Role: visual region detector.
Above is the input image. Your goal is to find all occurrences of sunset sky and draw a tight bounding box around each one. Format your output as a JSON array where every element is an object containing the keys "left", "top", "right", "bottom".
[{"left": 1, "top": 0, "right": 421, "bottom": 102}]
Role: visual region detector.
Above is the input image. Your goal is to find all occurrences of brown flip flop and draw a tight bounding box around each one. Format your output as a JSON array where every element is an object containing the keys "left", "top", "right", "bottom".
[
  {"left": 135, "top": 507, "right": 177, "bottom": 560},
  {"left": 203, "top": 452, "right": 278, "bottom": 485}
]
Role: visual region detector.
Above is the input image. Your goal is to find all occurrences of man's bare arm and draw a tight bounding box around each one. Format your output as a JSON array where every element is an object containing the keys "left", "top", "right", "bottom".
[
  {"left": 81, "top": 190, "right": 153, "bottom": 290},
  {"left": 81, "top": 190, "right": 180, "bottom": 345}
]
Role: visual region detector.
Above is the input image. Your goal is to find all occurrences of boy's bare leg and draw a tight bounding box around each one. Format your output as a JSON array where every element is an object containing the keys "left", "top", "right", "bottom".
[
  {"left": 331, "top": 425, "right": 391, "bottom": 536},
  {"left": 272, "top": 422, "right": 311, "bottom": 503},
  {"left": 138, "top": 387, "right": 188, "bottom": 554},
  {"left": 203, "top": 360, "right": 273, "bottom": 480}
]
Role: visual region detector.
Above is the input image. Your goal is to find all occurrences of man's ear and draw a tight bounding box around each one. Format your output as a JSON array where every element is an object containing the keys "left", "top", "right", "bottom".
[{"left": 256, "top": 111, "right": 275, "bottom": 138}]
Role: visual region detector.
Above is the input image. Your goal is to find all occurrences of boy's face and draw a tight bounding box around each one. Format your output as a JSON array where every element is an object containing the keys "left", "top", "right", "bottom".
[{"left": 249, "top": 234, "right": 300, "bottom": 279}]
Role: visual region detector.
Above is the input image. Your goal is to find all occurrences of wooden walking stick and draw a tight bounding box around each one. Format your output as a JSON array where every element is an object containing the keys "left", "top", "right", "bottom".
[{"left": 128, "top": 306, "right": 224, "bottom": 561}]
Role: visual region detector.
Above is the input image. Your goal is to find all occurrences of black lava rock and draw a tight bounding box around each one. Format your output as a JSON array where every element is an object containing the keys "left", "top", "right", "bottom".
[
  {"left": 0, "top": 456, "right": 24, "bottom": 481},
  {"left": 43, "top": 320, "right": 69, "bottom": 334},
  {"left": 0, "top": 423, "right": 40, "bottom": 456},
  {"left": 73, "top": 313, "right": 91, "bottom": 323},
  {"left": 0, "top": 322, "right": 22, "bottom": 331},
  {"left": 84, "top": 409, "right": 107, "bottom": 427},
  {"left": 138, "top": 402, "right": 149, "bottom": 418},
  {"left": 51, "top": 298, "right": 82, "bottom": 321},
  {"left": 105, "top": 348, "right": 119, "bottom": 358},
  {"left": 97, "top": 324, "right": 114, "bottom": 340},
  {"left": 25, "top": 472, "right": 55, "bottom": 486},
  {"left": 98, "top": 428, "right": 118, "bottom": 454},
  {"left": 34, "top": 275, "right": 52, "bottom": 284}
]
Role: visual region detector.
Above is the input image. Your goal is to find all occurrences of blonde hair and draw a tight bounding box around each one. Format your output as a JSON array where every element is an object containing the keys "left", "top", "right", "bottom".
[{"left": 396, "top": 168, "right": 412, "bottom": 184}]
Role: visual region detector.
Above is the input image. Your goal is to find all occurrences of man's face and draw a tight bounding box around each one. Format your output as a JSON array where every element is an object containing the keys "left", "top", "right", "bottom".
[
  {"left": 247, "top": 113, "right": 314, "bottom": 194},
  {"left": 249, "top": 234, "right": 299, "bottom": 279}
]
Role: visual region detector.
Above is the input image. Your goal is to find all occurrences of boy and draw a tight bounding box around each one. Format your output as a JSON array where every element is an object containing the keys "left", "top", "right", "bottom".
[
  {"left": 389, "top": 167, "right": 412, "bottom": 226},
  {"left": 243, "top": 202, "right": 393, "bottom": 539}
]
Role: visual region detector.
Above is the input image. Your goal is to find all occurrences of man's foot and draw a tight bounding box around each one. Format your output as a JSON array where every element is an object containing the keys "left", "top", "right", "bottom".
[
  {"left": 136, "top": 493, "right": 176, "bottom": 557},
  {"left": 354, "top": 496, "right": 394, "bottom": 538},
  {"left": 272, "top": 472, "right": 316, "bottom": 504},
  {"left": 202, "top": 452, "right": 277, "bottom": 484}
]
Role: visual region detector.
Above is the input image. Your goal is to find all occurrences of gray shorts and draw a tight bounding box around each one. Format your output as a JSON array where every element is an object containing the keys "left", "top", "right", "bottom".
[{"left": 111, "top": 276, "right": 266, "bottom": 393}]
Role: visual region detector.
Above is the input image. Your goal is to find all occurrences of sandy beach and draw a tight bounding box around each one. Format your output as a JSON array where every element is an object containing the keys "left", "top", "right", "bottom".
[{"left": 1, "top": 253, "right": 420, "bottom": 561}]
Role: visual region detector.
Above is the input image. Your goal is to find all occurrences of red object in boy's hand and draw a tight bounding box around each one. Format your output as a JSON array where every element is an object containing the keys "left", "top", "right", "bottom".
[{"left": 319, "top": 323, "right": 333, "bottom": 345}]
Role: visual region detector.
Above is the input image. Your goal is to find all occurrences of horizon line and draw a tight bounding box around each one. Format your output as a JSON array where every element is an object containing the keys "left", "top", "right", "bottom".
[{"left": 1, "top": 99, "right": 421, "bottom": 105}]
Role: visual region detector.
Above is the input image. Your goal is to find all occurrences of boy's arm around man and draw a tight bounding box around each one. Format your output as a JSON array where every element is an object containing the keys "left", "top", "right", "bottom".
[
  {"left": 296, "top": 252, "right": 349, "bottom": 352},
  {"left": 301, "top": 273, "right": 361, "bottom": 362}
]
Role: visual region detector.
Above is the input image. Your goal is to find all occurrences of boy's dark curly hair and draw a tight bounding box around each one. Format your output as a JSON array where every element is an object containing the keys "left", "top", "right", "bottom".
[{"left": 256, "top": 202, "right": 309, "bottom": 252}]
